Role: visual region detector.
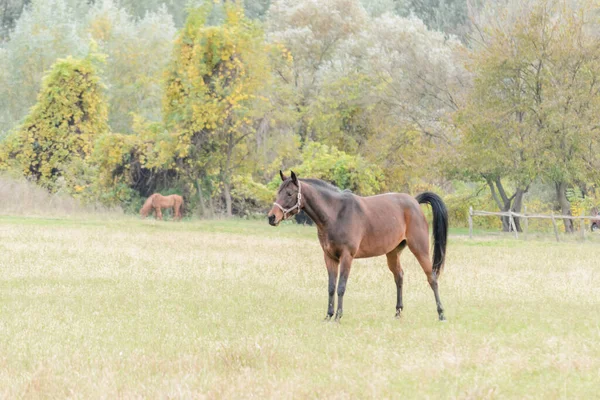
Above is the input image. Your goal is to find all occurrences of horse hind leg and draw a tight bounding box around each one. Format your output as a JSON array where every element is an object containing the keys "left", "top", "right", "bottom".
[
  {"left": 407, "top": 238, "right": 445, "bottom": 321},
  {"left": 177, "top": 201, "right": 183, "bottom": 220},
  {"left": 386, "top": 241, "right": 406, "bottom": 318}
]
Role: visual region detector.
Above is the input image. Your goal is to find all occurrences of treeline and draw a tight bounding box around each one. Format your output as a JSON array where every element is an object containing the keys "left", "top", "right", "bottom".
[{"left": 1, "top": 0, "right": 599, "bottom": 231}]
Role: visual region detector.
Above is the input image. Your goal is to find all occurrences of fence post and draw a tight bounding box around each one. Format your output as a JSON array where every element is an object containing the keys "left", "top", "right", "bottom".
[
  {"left": 469, "top": 206, "right": 473, "bottom": 239},
  {"left": 551, "top": 212, "right": 560, "bottom": 242},
  {"left": 509, "top": 211, "right": 518, "bottom": 239},
  {"left": 523, "top": 206, "right": 528, "bottom": 240}
]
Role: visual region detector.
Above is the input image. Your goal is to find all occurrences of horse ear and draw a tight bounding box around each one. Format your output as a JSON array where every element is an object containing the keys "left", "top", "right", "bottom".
[
  {"left": 291, "top": 170, "right": 298, "bottom": 185},
  {"left": 279, "top": 170, "right": 286, "bottom": 181}
]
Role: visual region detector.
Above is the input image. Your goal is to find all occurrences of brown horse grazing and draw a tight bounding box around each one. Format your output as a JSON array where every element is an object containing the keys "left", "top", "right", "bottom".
[
  {"left": 140, "top": 193, "right": 184, "bottom": 220},
  {"left": 268, "top": 171, "right": 448, "bottom": 322}
]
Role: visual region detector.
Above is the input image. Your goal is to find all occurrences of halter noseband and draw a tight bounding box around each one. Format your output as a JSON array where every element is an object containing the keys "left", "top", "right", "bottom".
[{"left": 273, "top": 182, "right": 302, "bottom": 219}]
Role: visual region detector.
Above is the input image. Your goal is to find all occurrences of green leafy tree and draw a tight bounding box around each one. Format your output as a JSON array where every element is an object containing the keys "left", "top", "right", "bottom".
[
  {"left": 0, "top": 0, "right": 88, "bottom": 134},
  {"left": 535, "top": 1, "right": 600, "bottom": 231},
  {"left": 1, "top": 0, "right": 29, "bottom": 42},
  {"left": 399, "top": 0, "right": 471, "bottom": 39},
  {"left": 458, "top": 0, "right": 600, "bottom": 232},
  {"left": 267, "top": 0, "right": 368, "bottom": 144},
  {"left": 359, "top": 13, "right": 467, "bottom": 190},
  {"left": 86, "top": 0, "right": 176, "bottom": 132}
]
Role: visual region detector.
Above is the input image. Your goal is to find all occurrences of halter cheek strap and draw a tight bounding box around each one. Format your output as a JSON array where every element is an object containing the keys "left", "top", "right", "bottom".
[{"left": 273, "top": 182, "right": 302, "bottom": 220}]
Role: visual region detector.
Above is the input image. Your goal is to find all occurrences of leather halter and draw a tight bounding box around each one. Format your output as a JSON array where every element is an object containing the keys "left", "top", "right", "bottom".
[{"left": 273, "top": 182, "right": 302, "bottom": 219}]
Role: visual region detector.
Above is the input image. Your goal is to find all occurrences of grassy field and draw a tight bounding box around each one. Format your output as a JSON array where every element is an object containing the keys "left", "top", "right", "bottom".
[{"left": 0, "top": 216, "right": 598, "bottom": 399}]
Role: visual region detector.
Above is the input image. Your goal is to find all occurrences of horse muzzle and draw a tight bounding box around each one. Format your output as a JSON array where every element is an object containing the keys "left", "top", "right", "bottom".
[{"left": 268, "top": 214, "right": 279, "bottom": 226}]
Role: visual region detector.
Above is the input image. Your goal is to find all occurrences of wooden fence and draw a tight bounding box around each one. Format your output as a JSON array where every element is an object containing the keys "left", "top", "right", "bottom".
[{"left": 468, "top": 206, "right": 599, "bottom": 242}]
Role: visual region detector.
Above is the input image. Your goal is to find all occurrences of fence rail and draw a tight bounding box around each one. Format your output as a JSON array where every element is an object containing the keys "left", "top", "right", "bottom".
[{"left": 468, "top": 206, "right": 598, "bottom": 242}]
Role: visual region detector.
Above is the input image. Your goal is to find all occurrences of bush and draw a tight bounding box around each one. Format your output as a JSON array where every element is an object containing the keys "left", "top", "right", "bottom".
[{"left": 270, "top": 142, "right": 385, "bottom": 195}]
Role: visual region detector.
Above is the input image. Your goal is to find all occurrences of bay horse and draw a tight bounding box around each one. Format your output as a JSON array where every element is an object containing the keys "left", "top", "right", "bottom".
[
  {"left": 140, "top": 193, "right": 184, "bottom": 220},
  {"left": 268, "top": 171, "right": 448, "bottom": 321}
]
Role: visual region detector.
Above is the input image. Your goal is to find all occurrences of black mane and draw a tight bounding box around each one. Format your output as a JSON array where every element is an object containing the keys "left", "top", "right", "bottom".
[
  {"left": 278, "top": 177, "right": 350, "bottom": 194},
  {"left": 300, "top": 178, "right": 342, "bottom": 193}
]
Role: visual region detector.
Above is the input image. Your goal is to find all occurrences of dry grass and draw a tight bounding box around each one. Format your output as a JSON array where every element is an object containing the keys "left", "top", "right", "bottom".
[
  {"left": 0, "top": 176, "right": 122, "bottom": 217},
  {"left": 0, "top": 217, "right": 598, "bottom": 399}
]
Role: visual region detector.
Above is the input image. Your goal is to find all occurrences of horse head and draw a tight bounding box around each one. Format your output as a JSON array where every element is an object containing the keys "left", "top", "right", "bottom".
[{"left": 268, "top": 170, "right": 302, "bottom": 226}]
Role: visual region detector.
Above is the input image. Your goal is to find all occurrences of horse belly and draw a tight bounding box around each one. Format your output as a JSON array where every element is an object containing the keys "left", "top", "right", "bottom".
[
  {"left": 354, "top": 225, "right": 405, "bottom": 258},
  {"left": 354, "top": 238, "right": 403, "bottom": 258},
  {"left": 353, "top": 195, "right": 410, "bottom": 258}
]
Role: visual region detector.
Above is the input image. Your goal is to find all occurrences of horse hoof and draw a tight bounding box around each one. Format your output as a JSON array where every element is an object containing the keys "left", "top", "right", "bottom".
[
  {"left": 439, "top": 315, "right": 447, "bottom": 322},
  {"left": 323, "top": 315, "right": 332, "bottom": 322}
]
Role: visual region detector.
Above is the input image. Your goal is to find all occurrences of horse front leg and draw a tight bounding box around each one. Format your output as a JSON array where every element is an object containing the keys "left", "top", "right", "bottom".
[
  {"left": 335, "top": 254, "right": 354, "bottom": 322},
  {"left": 155, "top": 207, "right": 163, "bottom": 220},
  {"left": 323, "top": 254, "right": 339, "bottom": 321}
]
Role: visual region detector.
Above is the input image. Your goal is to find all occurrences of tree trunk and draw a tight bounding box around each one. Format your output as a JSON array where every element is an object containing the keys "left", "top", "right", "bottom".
[
  {"left": 511, "top": 188, "right": 526, "bottom": 232},
  {"left": 222, "top": 132, "right": 234, "bottom": 218},
  {"left": 555, "top": 181, "right": 573, "bottom": 233},
  {"left": 223, "top": 180, "right": 232, "bottom": 217},
  {"left": 197, "top": 175, "right": 214, "bottom": 218},
  {"left": 485, "top": 176, "right": 527, "bottom": 232},
  {"left": 485, "top": 177, "right": 509, "bottom": 231},
  {"left": 207, "top": 193, "right": 215, "bottom": 217},
  {"left": 195, "top": 179, "right": 206, "bottom": 218}
]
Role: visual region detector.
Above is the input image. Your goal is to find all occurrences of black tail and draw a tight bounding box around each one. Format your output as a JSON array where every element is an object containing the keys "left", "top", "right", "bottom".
[{"left": 415, "top": 192, "right": 448, "bottom": 276}]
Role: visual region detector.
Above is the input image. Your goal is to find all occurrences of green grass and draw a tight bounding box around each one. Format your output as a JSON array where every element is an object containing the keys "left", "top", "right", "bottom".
[{"left": 0, "top": 216, "right": 598, "bottom": 398}]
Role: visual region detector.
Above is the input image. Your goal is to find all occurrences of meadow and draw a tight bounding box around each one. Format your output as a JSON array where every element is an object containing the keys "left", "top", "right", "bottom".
[{"left": 0, "top": 216, "right": 598, "bottom": 398}]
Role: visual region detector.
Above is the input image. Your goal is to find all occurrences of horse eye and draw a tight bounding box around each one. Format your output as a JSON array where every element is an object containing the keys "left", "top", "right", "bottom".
[{"left": 286, "top": 192, "right": 292, "bottom": 196}]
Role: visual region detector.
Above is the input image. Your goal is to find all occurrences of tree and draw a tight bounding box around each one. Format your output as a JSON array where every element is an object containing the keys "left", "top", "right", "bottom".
[
  {"left": 91, "top": 116, "right": 180, "bottom": 210},
  {"left": 304, "top": 12, "right": 467, "bottom": 191},
  {"left": 398, "top": 0, "right": 471, "bottom": 39},
  {"left": 268, "top": 1, "right": 468, "bottom": 192},
  {"left": 267, "top": 0, "right": 368, "bottom": 144},
  {"left": 87, "top": 0, "right": 176, "bottom": 132},
  {"left": 163, "top": 2, "right": 272, "bottom": 216},
  {"left": 535, "top": 0, "right": 600, "bottom": 231},
  {"left": 459, "top": 0, "right": 600, "bottom": 232},
  {"left": 0, "top": 0, "right": 29, "bottom": 42},
  {"left": 360, "top": 13, "right": 468, "bottom": 189},
  {"left": 359, "top": 0, "right": 395, "bottom": 17},
  {"left": 0, "top": 0, "right": 88, "bottom": 134},
  {"left": 457, "top": 1, "right": 544, "bottom": 231},
  {"left": 0, "top": 56, "right": 109, "bottom": 194}
]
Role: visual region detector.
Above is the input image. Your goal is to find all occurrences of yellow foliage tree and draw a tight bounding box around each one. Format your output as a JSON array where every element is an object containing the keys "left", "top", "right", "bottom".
[
  {"left": 0, "top": 56, "right": 108, "bottom": 194},
  {"left": 163, "top": 2, "right": 271, "bottom": 216}
]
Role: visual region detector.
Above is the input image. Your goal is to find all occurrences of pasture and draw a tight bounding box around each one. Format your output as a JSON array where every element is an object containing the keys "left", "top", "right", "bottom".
[{"left": 0, "top": 216, "right": 598, "bottom": 398}]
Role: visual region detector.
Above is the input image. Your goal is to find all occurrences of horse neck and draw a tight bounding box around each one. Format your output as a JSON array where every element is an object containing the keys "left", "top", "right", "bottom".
[
  {"left": 143, "top": 195, "right": 154, "bottom": 208},
  {"left": 300, "top": 182, "right": 340, "bottom": 230}
]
